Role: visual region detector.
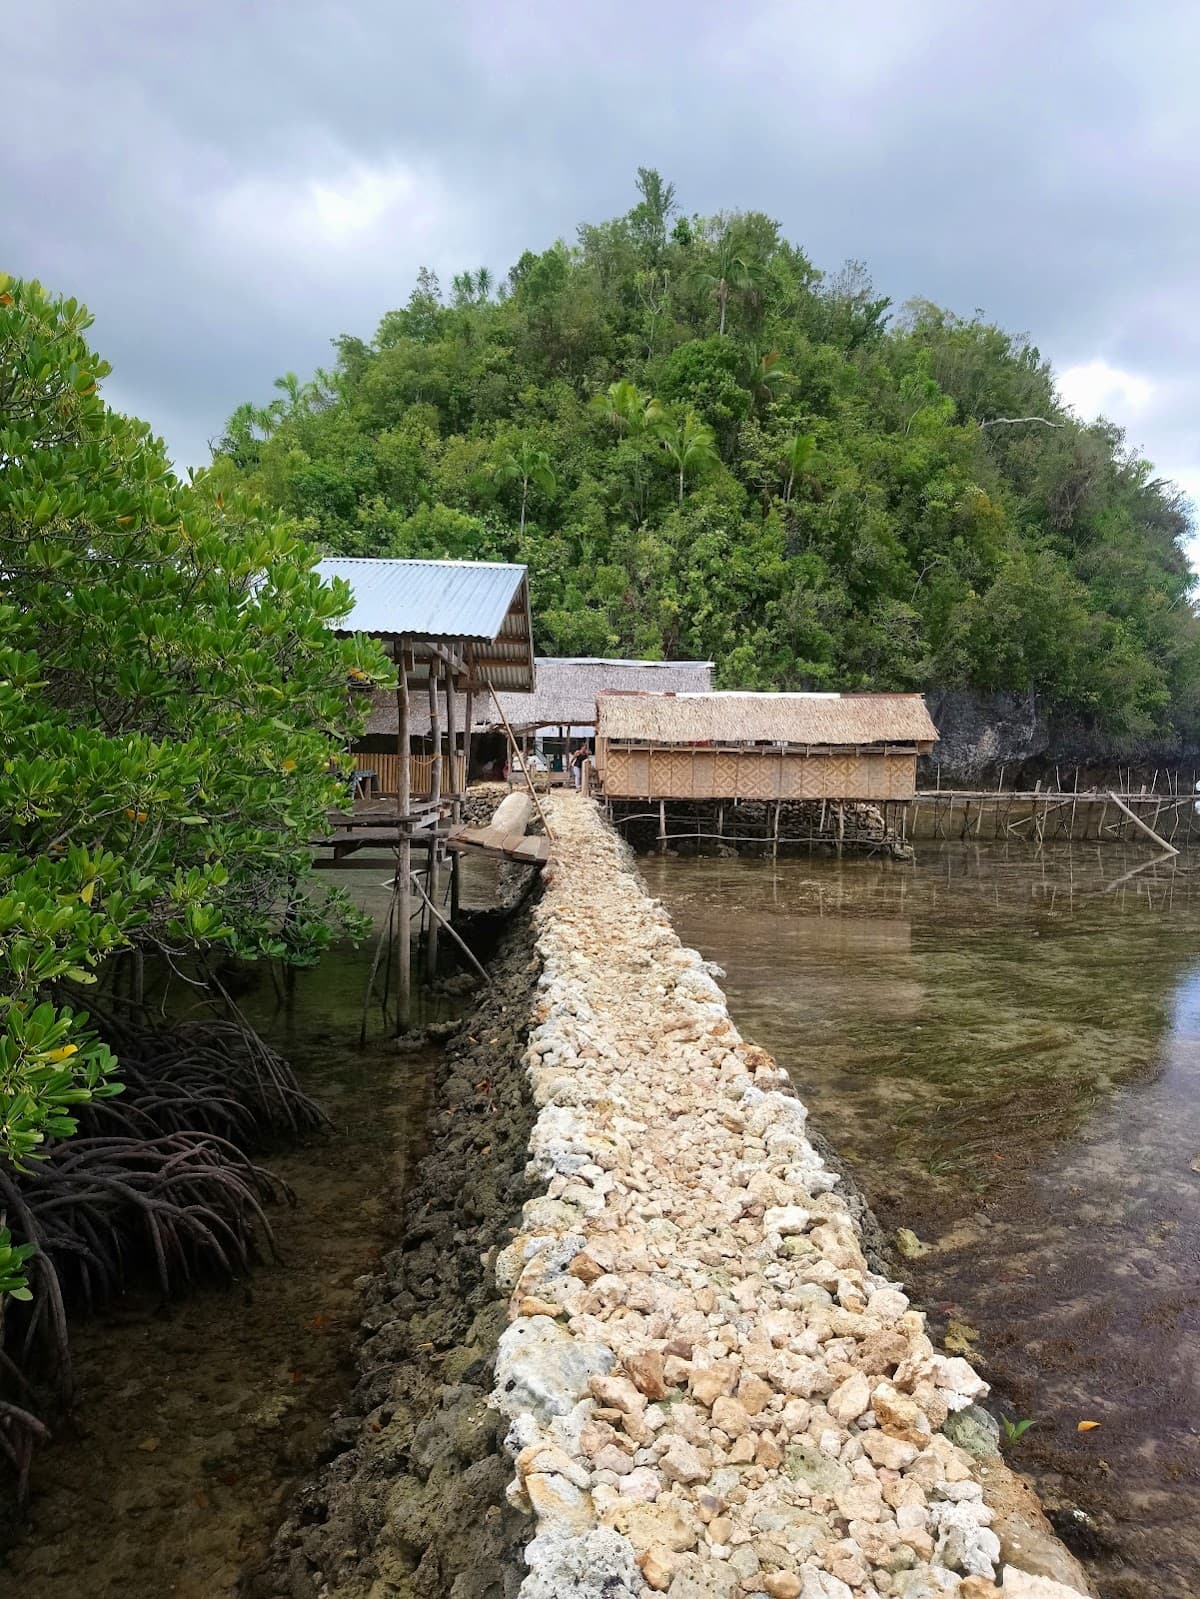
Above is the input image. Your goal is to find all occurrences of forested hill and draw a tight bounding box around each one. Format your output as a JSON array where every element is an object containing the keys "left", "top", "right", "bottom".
[{"left": 218, "top": 170, "right": 1200, "bottom": 742}]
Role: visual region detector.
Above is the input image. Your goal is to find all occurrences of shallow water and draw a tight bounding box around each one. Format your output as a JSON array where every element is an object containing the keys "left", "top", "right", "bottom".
[
  {"left": 0, "top": 856, "right": 503, "bottom": 1597},
  {"left": 641, "top": 842, "right": 1200, "bottom": 1599}
]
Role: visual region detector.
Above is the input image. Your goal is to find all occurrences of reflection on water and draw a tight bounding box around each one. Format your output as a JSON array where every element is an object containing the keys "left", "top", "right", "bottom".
[{"left": 641, "top": 843, "right": 1200, "bottom": 1599}]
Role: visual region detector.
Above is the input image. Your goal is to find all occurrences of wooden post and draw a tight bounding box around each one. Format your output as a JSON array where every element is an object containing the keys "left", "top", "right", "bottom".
[
  {"left": 446, "top": 658, "right": 462, "bottom": 922},
  {"left": 446, "top": 658, "right": 460, "bottom": 826},
  {"left": 462, "top": 646, "right": 475, "bottom": 792},
  {"left": 426, "top": 664, "right": 442, "bottom": 979},
  {"left": 658, "top": 798, "right": 667, "bottom": 852},
  {"left": 836, "top": 802, "right": 845, "bottom": 856},
  {"left": 395, "top": 641, "right": 411, "bottom": 1030},
  {"left": 487, "top": 681, "right": 555, "bottom": 839},
  {"left": 772, "top": 800, "right": 781, "bottom": 858}
]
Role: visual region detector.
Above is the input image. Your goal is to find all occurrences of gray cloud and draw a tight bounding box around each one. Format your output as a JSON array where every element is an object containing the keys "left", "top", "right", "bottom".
[{"left": 4, "top": 0, "right": 1199, "bottom": 540}]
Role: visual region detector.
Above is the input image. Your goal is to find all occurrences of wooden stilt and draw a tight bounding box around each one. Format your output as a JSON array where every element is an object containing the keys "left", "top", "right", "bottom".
[
  {"left": 395, "top": 641, "right": 411, "bottom": 1030},
  {"left": 462, "top": 648, "right": 475, "bottom": 791},
  {"left": 446, "top": 658, "right": 460, "bottom": 826},
  {"left": 446, "top": 658, "right": 462, "bottom": 921},
  {"left": 772, "top": 801, "right": 781, "bottom": 858},
  {"left": 426, "top": 667, "right": 443, "bottom": 979},
  {"left": 658, "top": 798, "right": 667, "bottom": 853}
]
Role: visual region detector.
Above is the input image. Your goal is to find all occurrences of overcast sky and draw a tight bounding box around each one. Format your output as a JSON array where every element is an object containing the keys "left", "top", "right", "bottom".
[{"left": 5, "top": 1, "right": 1199, "bottom": 553}]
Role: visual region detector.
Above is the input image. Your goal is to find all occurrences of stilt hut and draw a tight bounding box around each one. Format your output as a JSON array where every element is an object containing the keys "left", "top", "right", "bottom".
[
  {"left": 472, "top": 657, "right": 713, "bottom": 780},
  {"left": 594, "top": 691, "right": 939, "bottom": 853},
  {"left": 360, "top": 655, "right": 713, "bottom": 785},
  {"left": 319, "top": 558, "right": 536, "bottom": 799}
]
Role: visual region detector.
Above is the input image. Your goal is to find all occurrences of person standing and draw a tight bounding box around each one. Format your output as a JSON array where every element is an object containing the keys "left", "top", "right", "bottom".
[{"left": 569, "top": 742, "right": 589, "bottom": 790}]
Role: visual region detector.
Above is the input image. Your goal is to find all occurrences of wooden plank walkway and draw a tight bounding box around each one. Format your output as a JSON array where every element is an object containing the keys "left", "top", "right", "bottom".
[{"left": 447, "top": 822, "right": 551, "bottom": 866}]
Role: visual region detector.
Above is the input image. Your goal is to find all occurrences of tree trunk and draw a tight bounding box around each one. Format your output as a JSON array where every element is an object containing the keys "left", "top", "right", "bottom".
[
  {"left": 678, "top": 468, "right": 685, "bottom": 505},
  {"left": 519, "top": 478, "right": 528, "bottom": 536},
  {"left": 718, "top": 283, "right": 727, "bottom": 336}
]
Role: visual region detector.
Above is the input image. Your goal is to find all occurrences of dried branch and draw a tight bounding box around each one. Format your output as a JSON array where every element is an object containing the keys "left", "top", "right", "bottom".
[{"left": 979, "top": 416, "right": 1065, "bottom": 430}]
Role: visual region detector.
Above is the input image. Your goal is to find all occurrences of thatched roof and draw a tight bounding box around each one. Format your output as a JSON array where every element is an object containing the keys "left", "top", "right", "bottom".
[
  {"left": 595, "top": 692, "right": 938, "bottom": 748},
  {"left": 362, "top": 657, "right": 713, "bottom": 739}
]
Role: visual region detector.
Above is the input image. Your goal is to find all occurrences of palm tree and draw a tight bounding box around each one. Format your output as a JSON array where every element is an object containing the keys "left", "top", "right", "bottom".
[
  {"left": 782, "top": 432, "right": 816, "bottom": 503},
  {"left": 655, "top": 409, "right": 719, "bottom": 504},
  {"left": 451, "top": 267, "right": 493, "bottom": 306},
  {"left": 692, "top": 232, "right": 762, "bottom": 336},
  {"left": 745, "top": 347, "right": 788, "bottom": 411},
  {"left": 590, "top": 379, "right": 662, "bottom": 436},
  {"left": 494, "top": 442, "right": 556, "bottom": 534}
]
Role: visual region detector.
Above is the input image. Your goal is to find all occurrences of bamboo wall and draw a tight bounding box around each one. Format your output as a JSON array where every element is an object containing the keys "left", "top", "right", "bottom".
[
  {"left": 597, "top": 743, "right": 919, "bottom": 802},
  {"left": 359, "top": 753, "right": 466, "bottom": 797}
]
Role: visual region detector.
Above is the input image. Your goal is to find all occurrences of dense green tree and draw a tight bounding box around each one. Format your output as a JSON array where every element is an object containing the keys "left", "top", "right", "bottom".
[
  {"left": 0, "top": 276, "right": 389, "bottom": 1197},
  {"left": 219, "top": 172, "right": 1200, "bottom": 745}
]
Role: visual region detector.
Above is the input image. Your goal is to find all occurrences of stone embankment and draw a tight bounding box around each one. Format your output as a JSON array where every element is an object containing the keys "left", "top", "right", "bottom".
[{"left": 494, "top": 793, "right": 1093, "bottom": 1599}]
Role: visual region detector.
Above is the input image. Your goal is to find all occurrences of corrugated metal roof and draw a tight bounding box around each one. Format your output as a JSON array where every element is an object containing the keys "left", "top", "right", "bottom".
[
  {"left": 596, "top": 691, "right": 939, "bottom": 747},
  {"left": 317, "top": 557, "right": 528, "bottom": 643}
]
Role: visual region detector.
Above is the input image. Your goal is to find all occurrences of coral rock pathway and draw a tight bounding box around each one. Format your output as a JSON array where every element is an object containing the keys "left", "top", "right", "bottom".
[{"left": 492, "top": 794, "right": 1089, "bottom": 1599}]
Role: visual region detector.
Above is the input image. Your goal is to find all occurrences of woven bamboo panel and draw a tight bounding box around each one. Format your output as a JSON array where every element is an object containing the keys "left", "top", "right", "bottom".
[
  {"left": 597, "top": 745, "right": 917, "bottom": 801},
  {"left": 713, "top": 751, "right": 739, "bottom": 796},
  {"left": 368, "top": 753, "right": 466, "bottom": 797}
]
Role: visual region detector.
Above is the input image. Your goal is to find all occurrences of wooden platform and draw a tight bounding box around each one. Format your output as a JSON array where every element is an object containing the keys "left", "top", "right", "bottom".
[{"left": 447, "top": 822, "right": 551, "bottom": 866}]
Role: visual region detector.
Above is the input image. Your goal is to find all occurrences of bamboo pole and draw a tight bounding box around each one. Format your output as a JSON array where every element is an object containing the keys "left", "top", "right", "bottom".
[
  {"left": 409, "top": 869, "right": 492, "bottom": 986},
  {"left": 395, "top": 641, "right": 411, "bottom": 1030},
  {"left": 487, "top": 680, "right": 555, "bottom": 839},
  {"left": 1106, "top": 791, "right": 1179, "bottom": 855}
]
